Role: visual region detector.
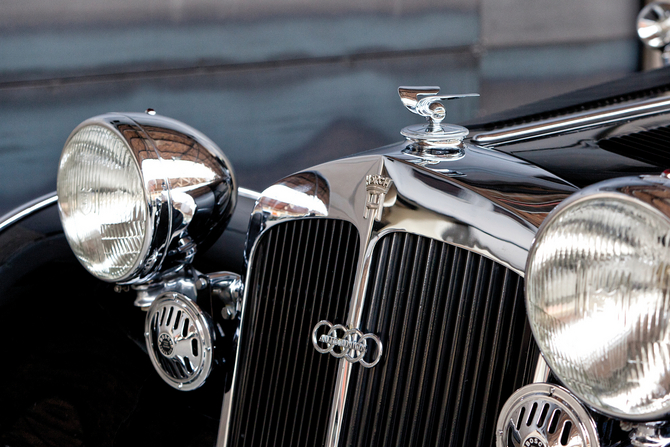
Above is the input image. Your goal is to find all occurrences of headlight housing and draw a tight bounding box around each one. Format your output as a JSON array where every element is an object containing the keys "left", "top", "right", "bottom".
[
  {"left": 57, "top": 113, "right": 236, "bottom": 284},
  {"left": 526, "top": 176, "right": 670, "bottom": 421}
]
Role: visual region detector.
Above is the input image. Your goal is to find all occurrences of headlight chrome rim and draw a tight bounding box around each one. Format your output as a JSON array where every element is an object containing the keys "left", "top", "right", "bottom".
[
  {"left": 57, "top": 119, "right": 160, "bottom": 283},
  {"left": 526, "top": 175, "right": 670, "bottom": 421},
  {"left": 57, "top": 112, "right": 236, "bottom": 285}
]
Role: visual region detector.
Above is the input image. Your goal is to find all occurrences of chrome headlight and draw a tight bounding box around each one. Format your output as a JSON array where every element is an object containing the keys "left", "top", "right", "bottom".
[
  {"left": 57, "top": 113, "right": 236, "bottom": 284},
  {"left": 526, "top": 176, "right": 670, "bottom": 420}
]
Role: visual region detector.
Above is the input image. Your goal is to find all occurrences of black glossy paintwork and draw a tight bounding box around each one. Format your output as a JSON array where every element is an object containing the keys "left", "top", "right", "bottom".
[
  {"left": 464, "top": 65, "right": 670, "bottom": 131},
  {"left": 477, "top": 112, "right": 670, "bottom": 189}
]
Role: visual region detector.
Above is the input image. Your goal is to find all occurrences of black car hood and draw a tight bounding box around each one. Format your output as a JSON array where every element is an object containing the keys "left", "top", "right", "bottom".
[{"left": 464, "top": 66, "right": 670, "bottom": 188}]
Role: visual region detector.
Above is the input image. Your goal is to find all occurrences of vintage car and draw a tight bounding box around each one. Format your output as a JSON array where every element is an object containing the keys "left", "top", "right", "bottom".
[{"left": 5, "top": 4, "right": 670, "bottom": 447}]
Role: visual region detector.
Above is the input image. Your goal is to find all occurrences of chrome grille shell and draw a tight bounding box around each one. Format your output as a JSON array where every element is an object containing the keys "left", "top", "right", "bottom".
[{"left": 219, "top": 141, "right": 578, "bottom": 447}]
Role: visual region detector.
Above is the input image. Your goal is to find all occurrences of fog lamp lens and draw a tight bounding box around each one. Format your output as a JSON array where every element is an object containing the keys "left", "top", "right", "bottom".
[
  {"left": 57, "top": 125, "right": 149, "bottom": 281},
  {"left": 527, "top": 195, "right": 670, "bottom": 419}
]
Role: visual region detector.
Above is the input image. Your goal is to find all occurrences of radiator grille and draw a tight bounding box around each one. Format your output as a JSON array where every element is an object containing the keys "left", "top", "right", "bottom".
[
  {"left": 229, "top": 218, "right": 360, "bottom": 447},
  {"left": 341, "top": 232, "right": 538, "bottom": 447}
]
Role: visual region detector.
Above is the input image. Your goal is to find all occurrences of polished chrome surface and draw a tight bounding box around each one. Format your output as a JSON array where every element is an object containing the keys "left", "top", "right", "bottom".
[
  {"left": 145, "top": 292, "right": 214, "bottom": 391},
  {"left": 312, "top": 320, "right": 383, "bottom": 368},
  {"left": 59, "top": 112, "right": 237, "bottom": 284},
  {"left": 133, "top": 267, "right": 199, "bottom": 308},
  {"left": 238, "top": 187, "right": 261, "bottom": 201},
  {"left": 496, "top": 383, "right": 599, "bottom": 447},
  {"left": 398, "top": 86, "right": 478, "bottom": 147},
  {"left": 638, "top": 2, "right": 670, "bottom": 50},
  {"left": 621, "top": 421, "right": 670, "bottom": 447},
  {"left": 220, "top": 137, "right": 576, "bottom": 447},
  {"left": 536, "top": 174, "right": 670, "bottom": 233},
  {"left": 207, "top": 271, "right": 244, "bottom": 320},
  {"left": 472, "top": 94, "right": 670, "bottom": 145},
  {"left": 0, "top": 191, "right": 57, "bottom": 234}
]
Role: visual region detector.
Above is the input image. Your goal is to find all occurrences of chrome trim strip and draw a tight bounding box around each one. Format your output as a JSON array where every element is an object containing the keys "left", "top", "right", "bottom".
[
  {"left": 238, "top": 187, "right": 260, "bottom": 201},
  {"left": 0, "top": 192, "right": 58, "bottom": 234},
  {"left": 472, "top": 95, "right": 670, "bottom": 145}
]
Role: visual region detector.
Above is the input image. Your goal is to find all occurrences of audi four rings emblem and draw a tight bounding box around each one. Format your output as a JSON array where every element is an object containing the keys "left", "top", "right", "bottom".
[{"left": 311, "top": 320, "right": 383, "bottom": 368}]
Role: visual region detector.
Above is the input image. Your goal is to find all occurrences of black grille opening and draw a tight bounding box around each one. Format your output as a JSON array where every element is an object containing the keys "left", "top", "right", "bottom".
[
  {"left": 598, "top": 125, "right": 670, "bottom": 168},
  {"left": 341, "top": 233, "right": 538, "bottom": 447},
  {"left": 229, "top": 218, "right": 360, "bottom": 447}
]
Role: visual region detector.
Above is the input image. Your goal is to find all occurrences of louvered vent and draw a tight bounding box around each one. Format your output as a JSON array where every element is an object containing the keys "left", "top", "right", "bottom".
[
  {"left": 598, "top": 125, "right": 670, "bottom": 167},
  {"left": 340, "top": 232, "right": 538, "bottom": 447},
  {"left": 475, "top": 83, "right": 670, "bottom": 132},
  {"left": 229, "top": 218, "right": 360, "bottom": 447}
]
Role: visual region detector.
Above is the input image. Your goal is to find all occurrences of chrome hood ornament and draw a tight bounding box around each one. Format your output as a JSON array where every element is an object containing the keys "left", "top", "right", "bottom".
[{"left": 398, "top": 86, "right": 478, "bottom": 148}]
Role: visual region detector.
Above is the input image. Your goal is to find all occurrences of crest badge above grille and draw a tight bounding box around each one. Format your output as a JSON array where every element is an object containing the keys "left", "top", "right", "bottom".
[{"left": 145, "top": 292, "right": 214, "bottom": 390}]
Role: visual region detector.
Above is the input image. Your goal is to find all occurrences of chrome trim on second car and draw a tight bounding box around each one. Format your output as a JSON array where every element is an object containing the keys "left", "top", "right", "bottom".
[
  {"left": 472, "top": 94, "right": 670, "bottom": 145},
  {"left": 0, "top": 192, "right": 58, "bottom": 234},
  {"left": 312, "top": 320, "right": 383, "bottom": 368}
]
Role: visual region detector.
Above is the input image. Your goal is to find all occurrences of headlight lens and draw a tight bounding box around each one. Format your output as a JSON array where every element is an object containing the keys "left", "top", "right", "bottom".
[
  {"left": 527, "top": 194, "right": 670, "bottom": 419},
  {"left": 57, "top": 125, "right": 150, "bottom": 281}
]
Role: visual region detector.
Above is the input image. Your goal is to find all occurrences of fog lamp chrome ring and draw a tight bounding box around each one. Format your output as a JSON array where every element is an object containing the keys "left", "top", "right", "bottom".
[
  {"left": 145, "top": 292, "right": 214, "bottom": 391},
  {"left": 496, "top": 383, "right": 599, "bottom": 447}
]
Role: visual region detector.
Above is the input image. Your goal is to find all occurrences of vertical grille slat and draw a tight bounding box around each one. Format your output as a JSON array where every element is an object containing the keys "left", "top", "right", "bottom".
[
  {"left": 259, "top": 222, "right": 297, "bottom": 447},
  {"left": 342, "top": 232, "right": 538, "bottom": 447},
  {"left": 229, "top": 219, "right": 359, "bottom": 447},
  {"left": 278, "top": 221, "right": 314, "bottom": 447}
]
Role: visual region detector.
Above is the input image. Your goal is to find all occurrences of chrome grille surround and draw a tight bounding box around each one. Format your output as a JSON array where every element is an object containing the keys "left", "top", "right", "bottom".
[{"left": 218, "top": 141, "right": 579, "bottom": 447}]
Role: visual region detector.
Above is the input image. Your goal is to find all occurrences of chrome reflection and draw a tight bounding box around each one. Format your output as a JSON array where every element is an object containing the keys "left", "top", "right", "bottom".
[{"left": 255, "top": 171, "right": 329, "bottom": 218}]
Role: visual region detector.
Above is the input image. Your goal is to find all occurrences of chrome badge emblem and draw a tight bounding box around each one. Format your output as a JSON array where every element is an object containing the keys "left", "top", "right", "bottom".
[
  {"left": 312, "top": 320, "right": 383, "bottom": 368},
  {"left": 364, "top": 174, "right": 392, "bottom": 221}
]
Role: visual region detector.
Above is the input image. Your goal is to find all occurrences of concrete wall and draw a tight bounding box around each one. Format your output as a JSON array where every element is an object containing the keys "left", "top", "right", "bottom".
[{"left": 0, "top": 0, "right": 645, "bottom": 209}]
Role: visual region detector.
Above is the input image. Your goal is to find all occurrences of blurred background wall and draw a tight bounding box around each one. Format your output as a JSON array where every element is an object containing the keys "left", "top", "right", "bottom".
[{"left": 0, "top": 0, "right": 644, "bottom": 211}]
